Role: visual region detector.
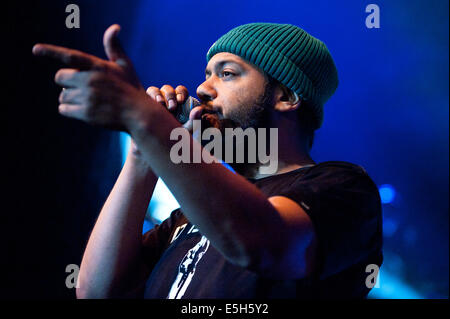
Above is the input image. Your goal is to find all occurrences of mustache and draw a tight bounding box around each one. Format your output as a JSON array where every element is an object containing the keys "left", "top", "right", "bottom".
[{"left": 200, "top": 112, "right": 238, "bottom": 131}]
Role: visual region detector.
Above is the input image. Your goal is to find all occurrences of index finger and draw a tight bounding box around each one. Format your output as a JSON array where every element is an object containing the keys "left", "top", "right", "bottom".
[{"left": 32, "top": 43, "right": 105, "bottom": 70}]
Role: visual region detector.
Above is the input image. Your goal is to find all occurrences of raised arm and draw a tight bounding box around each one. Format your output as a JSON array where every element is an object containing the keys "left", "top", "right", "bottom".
[
  {"left": 76, "top": 143, "right": 157, "bottom": 298},
  {"left": 75, "top": 83, "right": 199, "bottom": 298},
  {"left": 33, "top": 25, "right": 317, "bottom": 292}
]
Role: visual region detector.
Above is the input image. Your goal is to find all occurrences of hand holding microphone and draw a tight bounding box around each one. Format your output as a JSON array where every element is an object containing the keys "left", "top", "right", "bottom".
[{"left": 146, "top": 85, "right": 202, "bottom": 131}]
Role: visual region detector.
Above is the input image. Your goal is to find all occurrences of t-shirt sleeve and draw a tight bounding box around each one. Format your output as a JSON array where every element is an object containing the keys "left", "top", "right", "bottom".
[
  {"left": 141, "top": 208, "right": 183, "bottom": 270},
  {"left": 277, "top": 164, "right": 383, "bottom": 280}
]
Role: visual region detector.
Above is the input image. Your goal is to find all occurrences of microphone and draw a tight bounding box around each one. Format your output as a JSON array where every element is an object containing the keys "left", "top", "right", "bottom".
[{"left": 174, "top": 96, "right": 201, "bottom": 124}]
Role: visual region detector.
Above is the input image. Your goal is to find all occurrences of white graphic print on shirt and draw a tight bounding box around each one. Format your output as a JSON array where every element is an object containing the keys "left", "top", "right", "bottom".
[{"left": 167, "top": 225, "right": 210, "bottom": 299}]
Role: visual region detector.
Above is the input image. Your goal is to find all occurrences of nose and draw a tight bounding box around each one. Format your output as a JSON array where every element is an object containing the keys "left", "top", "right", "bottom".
[{"left": 196, "top": 78, "right": 217, "bottom": 103}]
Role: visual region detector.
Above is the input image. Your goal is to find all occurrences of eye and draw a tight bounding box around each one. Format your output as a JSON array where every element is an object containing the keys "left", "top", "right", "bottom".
[{"left": 222, "top": 70, "right": 235, "bottom": 78}]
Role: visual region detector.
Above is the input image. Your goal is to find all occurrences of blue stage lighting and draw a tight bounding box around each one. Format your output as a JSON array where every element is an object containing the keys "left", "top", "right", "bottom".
[{"left": 379, "top": 184, "right": 396, "bottom": 204}]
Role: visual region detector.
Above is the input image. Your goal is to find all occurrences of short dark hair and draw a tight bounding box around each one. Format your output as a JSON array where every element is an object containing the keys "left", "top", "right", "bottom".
[{"left": 265, "top": 75, "right": 316, "bottom": 151}]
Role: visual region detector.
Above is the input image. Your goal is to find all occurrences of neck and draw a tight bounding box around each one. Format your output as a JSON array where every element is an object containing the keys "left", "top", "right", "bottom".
[
  {"left": 239, "top": 148, "right": 315, "bottom": 180},
  {"left": 231, "top": 113, "right": 315, "bottom": 179}
]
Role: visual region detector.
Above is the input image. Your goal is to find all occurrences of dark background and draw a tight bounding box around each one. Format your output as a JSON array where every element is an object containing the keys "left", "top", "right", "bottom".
[{"left": 5, "top": 0, "right": 448, "bottom": 299}]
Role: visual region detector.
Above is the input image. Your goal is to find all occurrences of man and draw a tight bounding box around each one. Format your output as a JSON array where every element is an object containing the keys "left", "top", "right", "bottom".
[{"left": 33, "top": 22, "right": 383, "bottom": 299}]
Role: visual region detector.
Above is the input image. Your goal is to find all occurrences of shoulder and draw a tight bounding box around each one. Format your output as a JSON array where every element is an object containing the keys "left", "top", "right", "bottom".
[
  {"left": 266, "top": 161, "right": 381, "bottom": 221},
  {"left": 295, "top": 161, "right": 379, "bottom": 194},
  {"left": 271, "top": 160, "right": 379, "bottom": 195},
  {"left": 305, "top": 161, "right": 381, "bottom": 211},
  {"left": 287, "top": 162, "right": 383, "bottom": 280},
  {"left": 253, "top": 161, "right": 381, "bottom": 209},
  {"left": 306, "top": 160, "right": 372, "bottom": 177}
]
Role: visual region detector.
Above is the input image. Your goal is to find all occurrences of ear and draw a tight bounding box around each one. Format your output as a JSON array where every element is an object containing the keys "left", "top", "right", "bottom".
[{"left": 273, "top": 85, "right": 301, "bottom": 112}]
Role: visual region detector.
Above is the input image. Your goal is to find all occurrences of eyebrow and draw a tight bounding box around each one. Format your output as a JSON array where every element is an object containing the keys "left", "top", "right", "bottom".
[{"left": 205, "top": 60, "right": 243, "bottom": 76}]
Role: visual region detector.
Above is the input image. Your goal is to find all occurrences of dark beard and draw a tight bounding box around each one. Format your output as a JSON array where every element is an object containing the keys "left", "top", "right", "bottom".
[{"left": 200, "top": 82, "right": 275, "bottom": 177}]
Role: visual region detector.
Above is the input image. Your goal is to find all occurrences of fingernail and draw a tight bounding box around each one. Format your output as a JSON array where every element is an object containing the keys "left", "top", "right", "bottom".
[
  {"left": 156, "top": 95, "right": 163, "bottom": 103},
  {"left": 176, "top": 93, "right": 183, "bottom": 102},
  {"left": 168, "top": 99, "right": 176, "bottom": 109}
]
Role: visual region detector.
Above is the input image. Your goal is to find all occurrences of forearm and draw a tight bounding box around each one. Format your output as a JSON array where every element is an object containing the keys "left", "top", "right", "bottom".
[
  {"left": 77, "top": 154, "right": 158, "bottom": 298},
  {"left": 129, "top": 100, "right": 284, "bottom": 268}
]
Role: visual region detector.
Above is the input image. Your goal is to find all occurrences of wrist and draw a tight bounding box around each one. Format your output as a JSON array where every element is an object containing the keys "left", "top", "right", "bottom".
[
  {"left": 126, "top": 151, "right": 153, "bottom": 173},
  {"left": 122, "top": 87, "right": 156, "bottom": 134},
  {"left": 126, "top": 92, "right": 182, "bottom": 148},
  {"left": 123, "top": 154, "right": 158, "bottom": 192}
]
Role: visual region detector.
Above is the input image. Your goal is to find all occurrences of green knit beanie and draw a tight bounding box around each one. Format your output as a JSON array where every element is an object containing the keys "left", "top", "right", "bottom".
[{"left": 206, "top": 23, "right": 339, "bottom": 129}]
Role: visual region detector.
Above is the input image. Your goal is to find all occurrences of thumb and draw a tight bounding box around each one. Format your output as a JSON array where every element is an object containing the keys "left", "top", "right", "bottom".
[
  {"left": 182, "top": 106, "right": 204, "bottom": 133},
  {"left": 103, "top": 24, "right": 130, "bottom": 67}
]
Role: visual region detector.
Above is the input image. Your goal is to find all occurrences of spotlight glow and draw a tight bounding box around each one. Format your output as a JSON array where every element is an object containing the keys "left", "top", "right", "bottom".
[{"left": 379, "top": 184, "right": 396, "bottom": 204}]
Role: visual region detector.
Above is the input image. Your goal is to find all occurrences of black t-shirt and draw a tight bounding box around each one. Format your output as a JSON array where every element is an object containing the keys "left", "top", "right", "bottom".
[{"left": 142, "top": 161, "right": 383, "bottom": 299}]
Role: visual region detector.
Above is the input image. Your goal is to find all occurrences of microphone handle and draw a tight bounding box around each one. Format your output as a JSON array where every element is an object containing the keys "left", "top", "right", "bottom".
[{"left": 175, "top": 96, "right": 201, "bottom": 124}]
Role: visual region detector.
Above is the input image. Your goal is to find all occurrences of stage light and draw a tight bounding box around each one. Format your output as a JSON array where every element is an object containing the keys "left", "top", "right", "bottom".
[
  {"left": 368, "top": 268, "right": 424, "bottom": 299},
  {"left": 379, "top": 184, "right": 396, "bottom": 204},
  {"left": 383, "top": 217, "right": 398, "bottom": 237}
]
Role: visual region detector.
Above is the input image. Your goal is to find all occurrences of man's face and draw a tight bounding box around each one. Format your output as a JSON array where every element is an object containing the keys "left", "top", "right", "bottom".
[
  {"left": 195, "top": 52, "right": 277, "bottom": 176},
  {"left": 196, "top": 52, "right": 274, "bottom": 130}
]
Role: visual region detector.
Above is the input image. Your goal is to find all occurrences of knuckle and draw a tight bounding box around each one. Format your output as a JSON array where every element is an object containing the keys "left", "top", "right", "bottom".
[
  {"left": 175, "top": 85, "right": 188, "bottom": 94},
  {"left": 63, "top": 53, "right": 73, "bottom": 65},
  {"left": 87, "top": 72, "right": 101, "bottom": 86},
  {"left": 146, "top": 86, "right": 159, "bottom": 95},
  {"left": 85, "top": 87, "right": 98, "bottom": 104},
  {"left": 160, "top": 85, "right": 175, "bottom": 97},
  {"left": 160, "top": 84, "right": 173, "bottom": 92},
  {"left": 95, "top": 61, "right": 109, "bottom": 72},
  {"left": 65, "top": 53, "right": 78, "bottom": 67}
]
